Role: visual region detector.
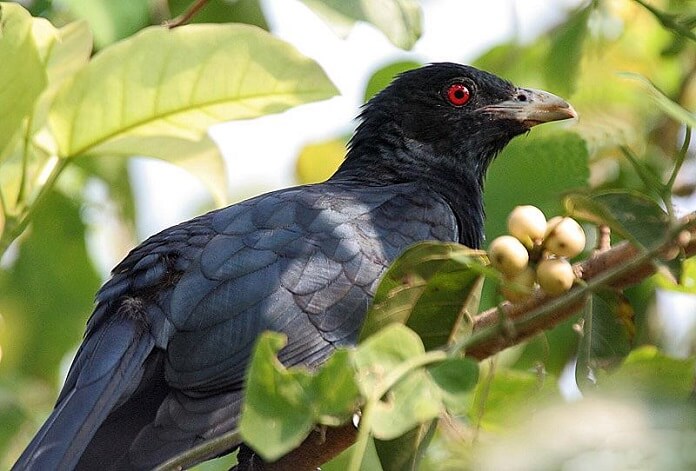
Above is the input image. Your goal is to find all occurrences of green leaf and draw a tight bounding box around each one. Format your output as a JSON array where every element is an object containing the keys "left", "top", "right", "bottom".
[
  {"left": 48, "top": 24, "right": 338, "bottom": 160},
  {"left": 360, "top": 242, "right": 487, "bottom": 350},
  {"left": 299, "top": 0, "right": 422, "bottom": 50},
  {"left": 311, "top": 349, "right": 360, "bottom": 422},
  {"left": 0, "top": 3, "right": 48, "bottom": 158},
  {"left": 374, "top": 422, "right": 434, "bottom": 471},
  {"left": 428, "top": 357, "right": 479, "bottom": 411},
  {"left": 564, "top": 190, "right": 670, "bottom": 250},
  {"left": 240, "top": 332, "right": 359, "bottom": 461},
  {"left": 240, "top": 332, "right": 315, "bottom": 461},
  {"left": 98, "top": 134, "right": 228, "bottom": 206},
  {"left": 295, "top": 138, "right": 346, "bottom": 185},
  {"left": 354, "top": 324, "right": 425, "bottom": 398},
  {"left": 619, "top": 72, "right": 696, "bottom": 128},
  {"left": 576, "top": 292, "right": 633, "bottom": 390},
  {"left": 168, "top": 0, "right": 269, "bottom": 30},
  {"left": 371, "top": 370, "right": 441, "bottom": 440},
  {"left": 544, "top": 5, "right": 592, "bottom": 97},
  {"left": 484, "top": 131, "right": 589, "bottom": 242},
  {"left": 62, "top": 0, "right": 150, "bottom": 49},
  {"left": 32, "top": 20, "right": 93, "bottom": 130},
  {"left": 363, "top": 60, "right": 421, "bottom": 102},
  {"left": 596, "top": 346, "right": 695, "bottom": 400},
  {"left": 471, "top": 369, "right": 560, "bottom": 431},
  {"left": 0, "top": 191, "right": 101, "bottom": 379}
]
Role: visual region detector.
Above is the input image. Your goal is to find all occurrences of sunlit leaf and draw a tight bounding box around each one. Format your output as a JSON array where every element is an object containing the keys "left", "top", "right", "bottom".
[
  {"left": 0, "top": 3, "right": 47, "bottom": 159},
  {"left": 359, "top": 242, "right": 487, "bottom": 350},
  {"left": 299, "top": 0, "right": 422, "bottom": 49},
  {"left": 295, "top": 138, "right": 346, "bottom": 184},
  {"left": 49, "top": 24, "right": 338, "bottom": 160}
]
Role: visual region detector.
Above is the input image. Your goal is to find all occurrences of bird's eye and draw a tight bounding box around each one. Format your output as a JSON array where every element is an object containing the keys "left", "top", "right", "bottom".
[{"left": 446, "top": 83, "right": 471, "bottom": 106}]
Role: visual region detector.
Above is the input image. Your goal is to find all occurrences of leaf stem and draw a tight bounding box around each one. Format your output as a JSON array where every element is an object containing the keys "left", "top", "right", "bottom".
[
  {"left": 348, "top": 401, "right": 374, "bottom": 471},
  {"left": 0, "top": 156, "right": 67, "bottom": 256},
  {"left": 153, "top": 429, "right": 242, "bottom": 471}
]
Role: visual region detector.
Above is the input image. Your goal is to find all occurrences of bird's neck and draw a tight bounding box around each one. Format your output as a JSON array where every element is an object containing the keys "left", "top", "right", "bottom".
[{"left": 332, "top": 132, "right": 500, "bottom": 248}]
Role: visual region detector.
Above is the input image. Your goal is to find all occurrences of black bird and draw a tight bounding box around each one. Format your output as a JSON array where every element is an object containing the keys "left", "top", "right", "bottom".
[{"left": 14, "top": 63, "right": 576, "bottom": 470}]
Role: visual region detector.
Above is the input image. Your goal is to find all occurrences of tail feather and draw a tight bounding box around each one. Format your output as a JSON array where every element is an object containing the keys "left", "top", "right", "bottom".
[{"left": 13, "top": 317, "right": 155, "bottom": 471}]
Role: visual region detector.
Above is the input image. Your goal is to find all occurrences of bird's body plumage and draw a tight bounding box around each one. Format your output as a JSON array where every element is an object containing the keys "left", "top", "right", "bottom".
[{"left": 14, "top": 63, "right": 575, "bottom": 470}]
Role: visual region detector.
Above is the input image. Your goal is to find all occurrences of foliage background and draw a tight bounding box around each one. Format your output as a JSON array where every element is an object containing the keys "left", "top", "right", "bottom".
[{"left": 0, "top": 0, "right": 694, "bottom": 469}]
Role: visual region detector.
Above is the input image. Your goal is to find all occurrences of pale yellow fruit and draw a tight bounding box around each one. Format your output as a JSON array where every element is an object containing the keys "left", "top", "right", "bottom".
[
  {"left": 501, "top": 266, "right": 536, "bottom": 303},
  {"left": 545, "top": 216, "right": 585, "bottom": 258},
  {"left": 488, "top": 235, "right": 529, "bottom": 276},
  {"left": 536, "top": 258, "right": 575, "bottom": 296},
  {"left": 507, "top": 205, "right": 546, "bottom": 247}
]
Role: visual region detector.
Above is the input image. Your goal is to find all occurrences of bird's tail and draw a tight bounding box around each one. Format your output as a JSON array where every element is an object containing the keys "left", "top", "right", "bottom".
[{"left": 13, "top": 316, "right": 154, "bottom": 471}]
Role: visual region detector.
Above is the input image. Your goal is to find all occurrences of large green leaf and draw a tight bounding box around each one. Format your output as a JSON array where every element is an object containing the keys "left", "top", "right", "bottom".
[
  {"left": 564, "top": 190, "right": 670, "bottom": 250},
  {"left": 48, "top": 23, "right": 338, "bottom": 160},
  {"left": 240, "top": 332, "right": 359, "bottom": 461},
  {"left": 484, "top": 131, "right": 590, "bottom": 242},
  {"left": 359, "top": 242, "right": 488, "bottom": 350},
  {"left": 299, "top": 0, "right": 422, "bottom": 50},
  {"left": 0, "top": 3, "right": 48, "bottom": 159}
]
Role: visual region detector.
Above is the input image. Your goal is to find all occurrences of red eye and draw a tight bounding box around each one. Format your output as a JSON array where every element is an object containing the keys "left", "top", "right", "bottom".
[{"left": 446, "top": 83, "right": 470, "bottom": 106}]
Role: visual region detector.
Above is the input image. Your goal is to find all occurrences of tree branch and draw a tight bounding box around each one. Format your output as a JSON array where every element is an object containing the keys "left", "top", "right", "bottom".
[{"left": 260, "top": 212, "right": 696, "bottom": 471}]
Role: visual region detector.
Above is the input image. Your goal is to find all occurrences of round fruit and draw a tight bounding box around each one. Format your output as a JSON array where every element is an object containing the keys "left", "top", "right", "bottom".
[
  {"left": 489, "top": 235, "right": 529, "bottom": 276},
  {"left": 507, "top": 205, "right": 547, "bottom": 247},
  {"left": 501, "top": 266, "right": 536, "bottom": 303},
  {"left": 536, "top": 258, "right": 575, "bottom": 296},
  {"left": 544, "top": 217, "right": 585, "bottom": 258}
]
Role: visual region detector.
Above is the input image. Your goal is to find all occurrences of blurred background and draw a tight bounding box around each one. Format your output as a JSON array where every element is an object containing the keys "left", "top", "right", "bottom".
[{"left": 1, "top": 0, "right": 695, "bottom": 469}]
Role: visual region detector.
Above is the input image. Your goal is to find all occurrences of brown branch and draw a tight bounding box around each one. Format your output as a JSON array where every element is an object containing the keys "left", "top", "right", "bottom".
[
  {"left": 261, "top": 212, "right": 696, "bottom": 470},
  {"left": 165, "top": 0, "right": 211, "bottom": 28}
]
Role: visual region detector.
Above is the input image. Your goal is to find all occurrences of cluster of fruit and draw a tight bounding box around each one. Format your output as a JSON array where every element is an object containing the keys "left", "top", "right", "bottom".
[{"left": 488, "top": 205, "right": 586, "bottom": 302}]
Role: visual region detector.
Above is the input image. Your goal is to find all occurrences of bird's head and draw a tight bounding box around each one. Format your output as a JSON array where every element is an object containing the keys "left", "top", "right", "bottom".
[{"left": 341, "top": 62, "right": 576, "bottom": 184}]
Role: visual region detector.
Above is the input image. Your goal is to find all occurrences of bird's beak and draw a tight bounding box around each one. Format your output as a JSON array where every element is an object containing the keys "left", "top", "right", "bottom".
[{"left": 481, "top": 88, "right": 577, "bottom": 128}]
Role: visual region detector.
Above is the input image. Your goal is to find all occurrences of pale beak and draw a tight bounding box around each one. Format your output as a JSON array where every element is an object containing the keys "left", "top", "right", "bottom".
[{"left": 481, "top": 88, "right": 577, "bottom": 128}]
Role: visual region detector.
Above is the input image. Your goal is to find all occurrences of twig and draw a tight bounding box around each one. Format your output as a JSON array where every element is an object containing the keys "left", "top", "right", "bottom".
[{"left": 166, "top": 0, "right": 211, "bottom": 29}]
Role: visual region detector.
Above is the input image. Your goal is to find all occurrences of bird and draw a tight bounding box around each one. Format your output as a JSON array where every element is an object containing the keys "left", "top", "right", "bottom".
[{"left": 14, "top": 62, "right": 576, "bottom": 470}]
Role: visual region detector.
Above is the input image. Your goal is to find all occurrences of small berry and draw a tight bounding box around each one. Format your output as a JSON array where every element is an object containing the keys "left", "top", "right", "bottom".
[
  {"left": 489, "top": 235, "right": 529, "bottom": 276},
  {"left": 545, "top": 217, "right": 585, "bottom": 258},
  {"left": 536, "top": 258, "right": 575, "bottom": 296},
  {"left": 507, "top": 205, "right": 546, "bottom": 247},
  {"left": 501, "top": 266, "right": 536, "bottom": 303}
]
